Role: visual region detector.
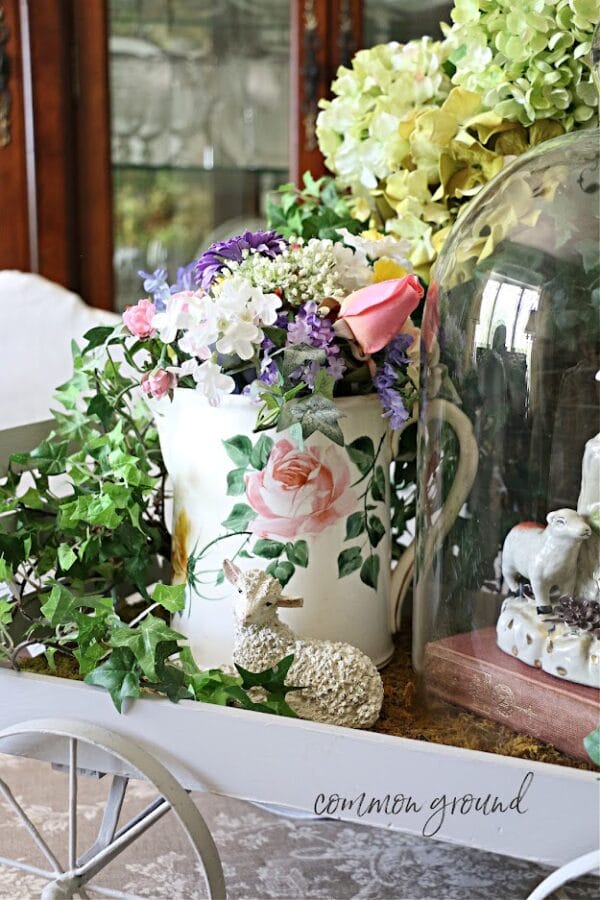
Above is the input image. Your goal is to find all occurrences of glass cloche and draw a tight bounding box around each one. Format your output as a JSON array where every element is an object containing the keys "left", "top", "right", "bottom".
[{"left": 414, "top": 128, "right": 600, "bottom": 764}]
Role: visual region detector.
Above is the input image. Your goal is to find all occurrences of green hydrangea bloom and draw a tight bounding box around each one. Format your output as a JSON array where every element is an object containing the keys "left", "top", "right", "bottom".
[{"left": 443, "top": 0, "right": 599, "bottom": 128}]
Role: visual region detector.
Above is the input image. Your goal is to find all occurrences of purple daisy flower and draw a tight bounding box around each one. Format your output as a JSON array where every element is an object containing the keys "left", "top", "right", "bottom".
[{"left": 195, "top": 230, "right": 287, "bottom": 290}]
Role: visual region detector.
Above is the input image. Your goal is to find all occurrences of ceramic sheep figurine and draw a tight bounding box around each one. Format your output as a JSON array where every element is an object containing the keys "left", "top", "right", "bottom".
[
  {"left": 501, "top": 509, "right": 592, "bottom": 607},
  {"left": 223, "top": 560, "right": 384, "bottom": 729}
]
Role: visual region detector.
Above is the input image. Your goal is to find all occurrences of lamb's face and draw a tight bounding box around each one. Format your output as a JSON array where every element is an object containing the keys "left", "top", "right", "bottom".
[
  {"left": 222, "top": 559, "right": 304, "bottom": 627},
  {"left": 235, "top": 571, "right": 284, "bottom": 626},
  {"left": 546, "top": 509, "right": 592, "bottom": 541}
]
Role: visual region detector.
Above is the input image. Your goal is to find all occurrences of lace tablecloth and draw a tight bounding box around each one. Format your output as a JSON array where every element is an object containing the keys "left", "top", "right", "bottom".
[{"left": 0, "top": 754, "right": 597, "bottom": 899}]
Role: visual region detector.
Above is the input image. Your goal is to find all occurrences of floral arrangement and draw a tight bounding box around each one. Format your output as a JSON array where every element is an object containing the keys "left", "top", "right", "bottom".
[
  {"left": 316, "top": 3, "right": 598, "bottom": 281},
  {"left": 120, "top": 229, "right": 423, "bottom": 439}
]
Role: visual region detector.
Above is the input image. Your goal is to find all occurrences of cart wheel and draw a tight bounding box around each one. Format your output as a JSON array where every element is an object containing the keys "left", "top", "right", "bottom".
[{"left": 0, "top": 718, "right": 226, "bottom": 899}]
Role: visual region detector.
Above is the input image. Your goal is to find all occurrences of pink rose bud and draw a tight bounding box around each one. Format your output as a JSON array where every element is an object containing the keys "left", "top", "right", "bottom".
[
  {"left": 141, "top": 369, "right": 176, "bottom": 399},
  {"left": 123, "top": 298, "right": 157, "bottom": 339},
  {"left": 336, "top": 275, "right": 424, "bottom": 355}
]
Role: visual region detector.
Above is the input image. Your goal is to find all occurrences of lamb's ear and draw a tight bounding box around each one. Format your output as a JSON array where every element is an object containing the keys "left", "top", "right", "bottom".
[
  {"left": 222, "top": 559, "right": 242, "bottom": 585},
  {"left": 276, "top": 596, "right": 304, "bottom": 608}
]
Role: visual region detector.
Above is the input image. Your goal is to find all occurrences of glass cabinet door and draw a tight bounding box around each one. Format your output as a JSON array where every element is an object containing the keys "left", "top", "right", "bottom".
[
  {"left": 363, "top": 0, "right": 452, "bottom": 45},
  {"left": 108, "top": 0, "right": 290, "bottom": 309}
]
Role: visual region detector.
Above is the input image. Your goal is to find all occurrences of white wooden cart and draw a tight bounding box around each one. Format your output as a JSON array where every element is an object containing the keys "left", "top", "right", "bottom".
[{"left": 1, "top": 422, "right": 599, "bottom": 899}]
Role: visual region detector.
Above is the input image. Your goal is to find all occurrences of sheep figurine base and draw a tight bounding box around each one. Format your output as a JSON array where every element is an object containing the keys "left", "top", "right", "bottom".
[
  {"left": 497, "top": 509, "right": 599, "bottom": 688},
  {"left": 223, "top": 560, "right": 384, "bottom": 730}
]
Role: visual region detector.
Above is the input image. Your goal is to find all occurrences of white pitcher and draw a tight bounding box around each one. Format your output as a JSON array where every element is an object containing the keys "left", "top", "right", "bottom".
[{"left": 154, "top": 390, "right": 409, "bottom": 668}]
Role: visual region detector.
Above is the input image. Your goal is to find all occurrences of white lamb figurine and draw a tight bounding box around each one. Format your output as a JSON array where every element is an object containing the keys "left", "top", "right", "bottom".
[
  {"left": 501, "top": 508, "right": 591, "bottom": 607},
  {"left": 223, "top": 560, "right": 384, "bottom": 729}
]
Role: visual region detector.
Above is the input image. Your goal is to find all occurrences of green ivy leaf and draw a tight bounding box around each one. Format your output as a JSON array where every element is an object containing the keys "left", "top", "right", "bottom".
[
  {"left": 74, "top": 641, "right": 107, "bottom": 676},
  {"left": 345, "top": 512, "right": 366, "bottom": 540},
  {"left": 337, "top": 547, "right": 362, "bottom": 578},
  {"left": 152, "top": 582, "right": 186, "bottom": 613},
  {"left": 109, "top": 615, "right": 185, "bottom": 681},
  {"left": 371, "top": 465, "right": 386, "bottom": 502},
  {"left": 360, "top": 554, "right": 380, "bottom": 590},
  {"left": 87, "top": 393, "right": 114, "bottom": 430},
  {"left": 222, "top": 435, "right": 253, "bottom": 467},
  {"left": 285, "top": 540, "right": 309, "bottom": 567},
  {"left": 221, "top": 503, "right": 256, "bottom": 532},
  {"left": 278, "top": 395, "right": 344, "bottom": 446},
  {"left": 11, "top": 439, "right": 70, "bottom": 476},
  {"left": 282, "top": 345, "right": 327, "bottom": 381},
  {"left": 312, "top": 368, "right": 335, "bottom": 400},
  {"left": 81, "top": 325, "right": 115, "bottom": 354},
  {"left": 57, "top": 543, "right": 77, "bottom": 572},
  {"left": 583, "top": 725, "right": 600, "bottom": 765},
  {"left": 250, "top": 435, "right": 274, "bottom": 470},
  {"left": 226, "top": 468, "right": 247, "bottom": 496},
  {"left": 347, "top": 437, "right": 375, "bottom": 475},
  {"left": 84, "top": 647, "right": 142, "bottom": 712},
  {"left": 0, "top": 556, "right": 13, "bottom": 583},
  {"left": 253, "top": 538, "right": 286, "bottom": 559},
  {"left": 367, "top": 515, "right": 386, "bottom": 548},
  {"left": 266, "top": 560, "right": 295, "bottom": 587},
  {"left": 41, "top": 585, "right": 76, "bottom": 628}
]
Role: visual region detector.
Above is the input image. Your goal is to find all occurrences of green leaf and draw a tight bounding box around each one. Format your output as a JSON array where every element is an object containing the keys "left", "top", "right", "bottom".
[
  {"left": 87, "top": 393, "right": 113, "bottom": 430},
  {"left": 236, "top": 653, "right": 295, "bottom": 689},
  {"left": 282, "top": 345, "right": 327, "bottom": 381},
  {"left": 221, "top": 503, "right": 256, "bottom": 532},
  {"left": 41, "top": 585, "right": 76, "bottom": 627},
  {"left": 0, "top": 557, "right": 13, "bottom": 583},
  {"left": 345, "top": 512, "right": 366, "bottom": 540},
  {"left": 250, "top": 435, "right": 274, "bottom": 470},
  {"left": 11, "top": 438, "right": 70, "bottom": 476},
  {"left": 266, "top": 560, "right": 295, "bottom": 587},
  {"left": 82, "top": 326, "right": 115, "bottom": 354},
  {"left": 222, "top": 435, "right": 253, "bottom": 467},
  {"left": 57, "top": 543, "right": 77, "bottom": 572},
  {"left": 285, "top": 540, "right": 309, "bottom": 567},
  {"left": 109, "top": 615, "right": 185, "bottom": 681},
  {"left": 583, "top": 725, "right": 600, "bottom": 765},
  {"left": 17, "top": 487, "right": 46, "bottom": 510},
  {"left": 253, "top": 538, "right": 285, "bottom": 559},
  {"left": 367, "top": 515, "right": 386, "bottom": 548},
  {"left": 347, "top": 437, "right": 375, "bottom": 475},
  {"left": 312, "top": 369, "right": 335, "bottom": 401},
  {"left": 371, "top": 465, "right": 386, "bottom": 502},
  {"left": 152, "top": 582, "right": 186, "bottom": 613},
  {"left": 360, "top": 554, "right": 380, "bottom": 590},
  {"left": 278, "top": 395, "right": 345, "bottom": 446},
  {"left": 337, "top": 547, "right": 362, "bottom": 578},
  {"left": 45, "top": 646, "right": 57, "bottom": 672},
  {"left": 74, "top": 641, "right": 107, "bottom": 676},
  {"left": 226, "top": 468, "right": 247, "bottom": 496},
  {"left": 84, "top": 647, "right": 142, "bottom": 712}
]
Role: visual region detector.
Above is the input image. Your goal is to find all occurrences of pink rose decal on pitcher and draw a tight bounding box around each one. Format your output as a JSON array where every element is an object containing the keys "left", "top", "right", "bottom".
[{"left": 245, "top": 439, "right": 356, "bottom": 540}]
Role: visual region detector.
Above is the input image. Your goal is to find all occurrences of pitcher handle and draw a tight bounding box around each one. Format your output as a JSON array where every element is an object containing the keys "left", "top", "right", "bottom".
[
  {"left": 410, "top": 397, "right": 479, "bottom": 670},
  {"left": 388, "top": 400, "right": 479, "bottom": 639}
]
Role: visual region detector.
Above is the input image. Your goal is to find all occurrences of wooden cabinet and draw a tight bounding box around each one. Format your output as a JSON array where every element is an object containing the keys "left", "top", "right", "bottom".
[{"left": 0, "top": 0, "right": 450, "bottom": 309}]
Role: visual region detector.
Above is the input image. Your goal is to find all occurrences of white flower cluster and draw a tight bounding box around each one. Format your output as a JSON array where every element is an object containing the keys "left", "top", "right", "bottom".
[
  {"left": 227, "top": 239, "right": 364, "bottom": 305},
  {"left": 151, "top": 279, "right": 281, "bottom": 405}
]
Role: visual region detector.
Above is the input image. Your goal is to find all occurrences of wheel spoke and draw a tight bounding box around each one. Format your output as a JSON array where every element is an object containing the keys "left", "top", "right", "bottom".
[
  {"left": 77, "top": 775, "right": 129, "bottom": 868},
  {"left": 68, "top": 737, "right": 78, "bottom": 871},
  {"left": 0, "top": 776, "right": 63, "bottom": 873},
  {"left": 0, "top": 855, "right": 55, "bottom": 880}
]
